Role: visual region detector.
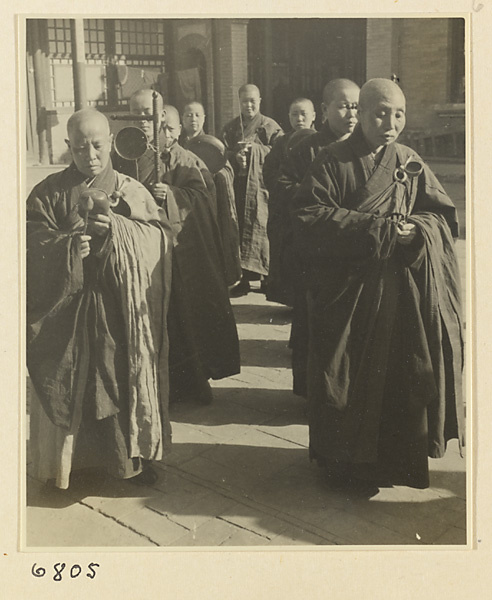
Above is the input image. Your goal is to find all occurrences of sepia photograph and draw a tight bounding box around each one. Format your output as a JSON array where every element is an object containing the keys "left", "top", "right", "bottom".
[{"left": 23, "top": 15, "right": 468, "bottom": 550}]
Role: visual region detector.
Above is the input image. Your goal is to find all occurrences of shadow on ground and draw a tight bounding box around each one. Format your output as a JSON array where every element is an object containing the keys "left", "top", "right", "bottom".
[
  {"left": 232, "top": 304, "right": 293, "bottom": 325},
  {"left": 239, "top": 339, "right": 291, "bottom": 368},
  {"left": 169, "top": 387, "right": 306, "bottom": 426},
  {"left": 27, "top": 440, "right": 466, "bottom": 547}
]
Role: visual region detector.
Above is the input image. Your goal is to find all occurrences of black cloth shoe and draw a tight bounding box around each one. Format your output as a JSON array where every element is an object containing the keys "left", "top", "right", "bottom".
[
  {"left": 198, "top": 379, "right": 214, "bottom": 405},
  {"left": 230, "top": 279, "right": 251, "bottom": 297},
  {"left": 128, "top": 466, "right": 158, "bottom": 486}
]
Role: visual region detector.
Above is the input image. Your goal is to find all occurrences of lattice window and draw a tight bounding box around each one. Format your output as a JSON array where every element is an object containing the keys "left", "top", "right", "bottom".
[
  {"left": 45, "top": 19, "right": 165, "bottom": 108},
  {"left": 47, "top": 19, "right": 109, "bottom": 107},
  {"left": 47, "top": 18, "right": 72, "bottom": 57},
  {"left": 114, "top": 19, "right": 165, "bottom": 56},
  {"left": 84, "top": 19, "right": 106, "bottom": 57},
  {"left": 47, "top": 18, "right": 107, "bottom": 58}
]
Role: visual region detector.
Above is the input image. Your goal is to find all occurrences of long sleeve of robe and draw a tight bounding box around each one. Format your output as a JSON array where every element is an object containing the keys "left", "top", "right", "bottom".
[
  {"left": 27, "top": 164, "right": 173, "bottom": 488},
  {"left": 222, "top": 113, "right": 283, "bottom": 275},
  {"left": 291, "top": 125, "right": 464, "bottom": 488}
]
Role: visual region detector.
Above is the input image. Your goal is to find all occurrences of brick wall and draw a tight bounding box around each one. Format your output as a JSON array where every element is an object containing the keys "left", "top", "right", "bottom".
[
  {"left": 366, "top": 19, "right": 398, "bottom": 81},
  {"left": 212, "top": 19, "right": 248, "bottom": 133},
  {"left": 366, "top": 18, "right": 451, "bottom": 131},
  {"left": 398, "top": 18, "right": 450, "bottom": 132},
  {"left": 366, "top": 18, "right": 464, "bottom": 156}
]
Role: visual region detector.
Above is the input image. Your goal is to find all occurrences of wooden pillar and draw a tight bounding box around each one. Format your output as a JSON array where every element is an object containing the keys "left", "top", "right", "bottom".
[
  {"left": 211, "top": 19, "right": 221, "bottom": 137},
  {"left": 28, "top": 20, "right": 49, "bottom": 165},
  {"left": 70, "top": 19, "right": 87, "bottom": 110},
  {"left": 104, "top": 20, "right": 119, "bottom": 108},
  {"left": 163, "top": 20, "right": 178, "bottom": 107}
]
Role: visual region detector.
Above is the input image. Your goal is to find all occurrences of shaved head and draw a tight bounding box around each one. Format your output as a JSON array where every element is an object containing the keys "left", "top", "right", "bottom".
[
  {"left": 321, "top": 79, "right": 360, "bottom": 139},
  {"left": 238, "top": 84, "right": 261, "bottom": 119},
  {"left": 358, "top": 79, "right": 407, "bottom": 150},
  {"left": 129, "top": 89, "right": 164, "bottom": 141},
  {"left": 67, "top": 108, "right": 110, "bottom": 139},
  {"left": 359, "top": 78, "right": 406, "bottom": 111},
  {"left": 289, "top": 97, "right": 315, "bottom": 112},
  {"left": 129, "top": 88, "right": 164, "bottom": 113},
  {"left": 322, "top": 79, "right": 360, "bottom": 105},
  {"left": 182, "top": 101, "right": 206, "bottom": 138},
  {"left": 183, "top": 101, "right": 205, "bottom": 115},
  {"left": 66, "top": 109, "right": 113, "bottom": 178},
  {"left": 289, "top": 98, "right": 316, "bottom": 131},
  {"left": 162, "top": 104, "right": 181, "bottom": 128},
  {"left": 238, "top": 83, "right": 261, "bottom": 98}
]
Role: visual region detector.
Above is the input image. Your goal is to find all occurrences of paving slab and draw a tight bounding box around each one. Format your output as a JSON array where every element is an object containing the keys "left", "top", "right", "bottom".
[
  {"left": 119, "top": 506, "right": 190, "bottom": 546},
  {"left": 150, "top": 492, "right": 238, "bottom": 533},
  {"left": 169, "top": 517, "right": 244, "bottom": 547}
]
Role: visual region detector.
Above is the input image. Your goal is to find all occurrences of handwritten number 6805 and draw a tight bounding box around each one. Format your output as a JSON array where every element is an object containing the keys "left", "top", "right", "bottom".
[{"left": 31, "top": 563, "right": 100, "bottom": 580}]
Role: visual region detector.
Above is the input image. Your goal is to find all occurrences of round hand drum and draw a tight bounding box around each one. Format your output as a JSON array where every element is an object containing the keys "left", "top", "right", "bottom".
[
  {"left": 187, "top": 134, "right": 227, "bottom": 174},
  {"left": 287, "top": 128, "right": 317, "bottom": 154}
]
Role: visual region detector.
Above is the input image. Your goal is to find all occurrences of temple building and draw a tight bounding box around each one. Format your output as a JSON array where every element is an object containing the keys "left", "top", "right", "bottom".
[{"left": 25, "top": 17, "right": 465, "bottom": 165}]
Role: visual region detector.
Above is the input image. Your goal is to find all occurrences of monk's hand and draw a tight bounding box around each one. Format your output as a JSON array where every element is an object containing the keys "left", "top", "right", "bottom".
[
  {"left": 73, "top": 234, "right": 91, "bottom": 259},
  {"left": 152, "top": 183, "right": 168, "bottom": 204},
  {"left": 397, "top": 222, "right": 418, "bottom": 245},
  {"left": 87, "top": 213, "right": 111, "bottom": 237}
]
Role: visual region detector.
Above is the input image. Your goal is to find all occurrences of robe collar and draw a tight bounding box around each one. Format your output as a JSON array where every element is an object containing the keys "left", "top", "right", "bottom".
[
  {"left": 240, "top": 112, "right": 263, "bottom": 139},
  {"left": 179, "top": 130, "right": 204, "bottom": 148},
  {"left": 347, "top": 125, "right": 402, "bottom": 180},
  {"left": 344, "top": 125, "right": 413, "bottom": 218},
  {"left": 67, "top": 160, "right": 117, "bottom": 195},
  {"left": 160, "top": 140, "right": 180, "bottom": 165}
]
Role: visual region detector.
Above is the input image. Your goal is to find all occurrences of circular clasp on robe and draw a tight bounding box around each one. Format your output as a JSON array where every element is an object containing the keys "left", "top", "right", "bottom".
[
  {"left": 394, "top": 156, "right": 425, "bottom": 184},
  {"left": 393, "top": 167, "right": 408, "bottom": 183}
]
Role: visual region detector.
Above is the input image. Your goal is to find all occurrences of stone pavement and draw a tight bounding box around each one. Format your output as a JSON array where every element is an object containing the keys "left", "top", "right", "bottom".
[{"left": 26, "top": 254, "right": 467, "bottom": 548}]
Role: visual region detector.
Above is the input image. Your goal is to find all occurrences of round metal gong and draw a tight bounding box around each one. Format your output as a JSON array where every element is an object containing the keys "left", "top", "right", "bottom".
[{"left": 114, "top": 126, "right": 149, "bottom": 161}]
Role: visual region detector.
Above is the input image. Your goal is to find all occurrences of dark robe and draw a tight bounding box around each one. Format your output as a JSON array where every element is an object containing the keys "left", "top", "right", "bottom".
[
  {"left": 213, "top": 161, "right": 242, "bottom": 286},
  {"left": 263, "top": 130, "right": 296, "bottom": 305},
  {"left": 179, "top": 129, "right": 204, "bottom": 148},
  {"left": 222, "top": 113, "right": 283, "bottom": 276},
  {"left": 114, "top": 142, "right": 240, "bottom": 388},
  {"left": 277, "top": 123, "right": 340, "bottom": 396},
  {"left": 180, "top": 135, "right": 242, "bottom": 287},
  {"left": 27, "top": 163, "right": 172, "bottom": 487},
  {"left": 291, "top": 125, "right": 464, "bottom": 489},
  {"left": 113, "top": 145, "right": 218, "bottom": 217},
  {"left": 281, "top": 122, "right": 340, "bottom": 189}
]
